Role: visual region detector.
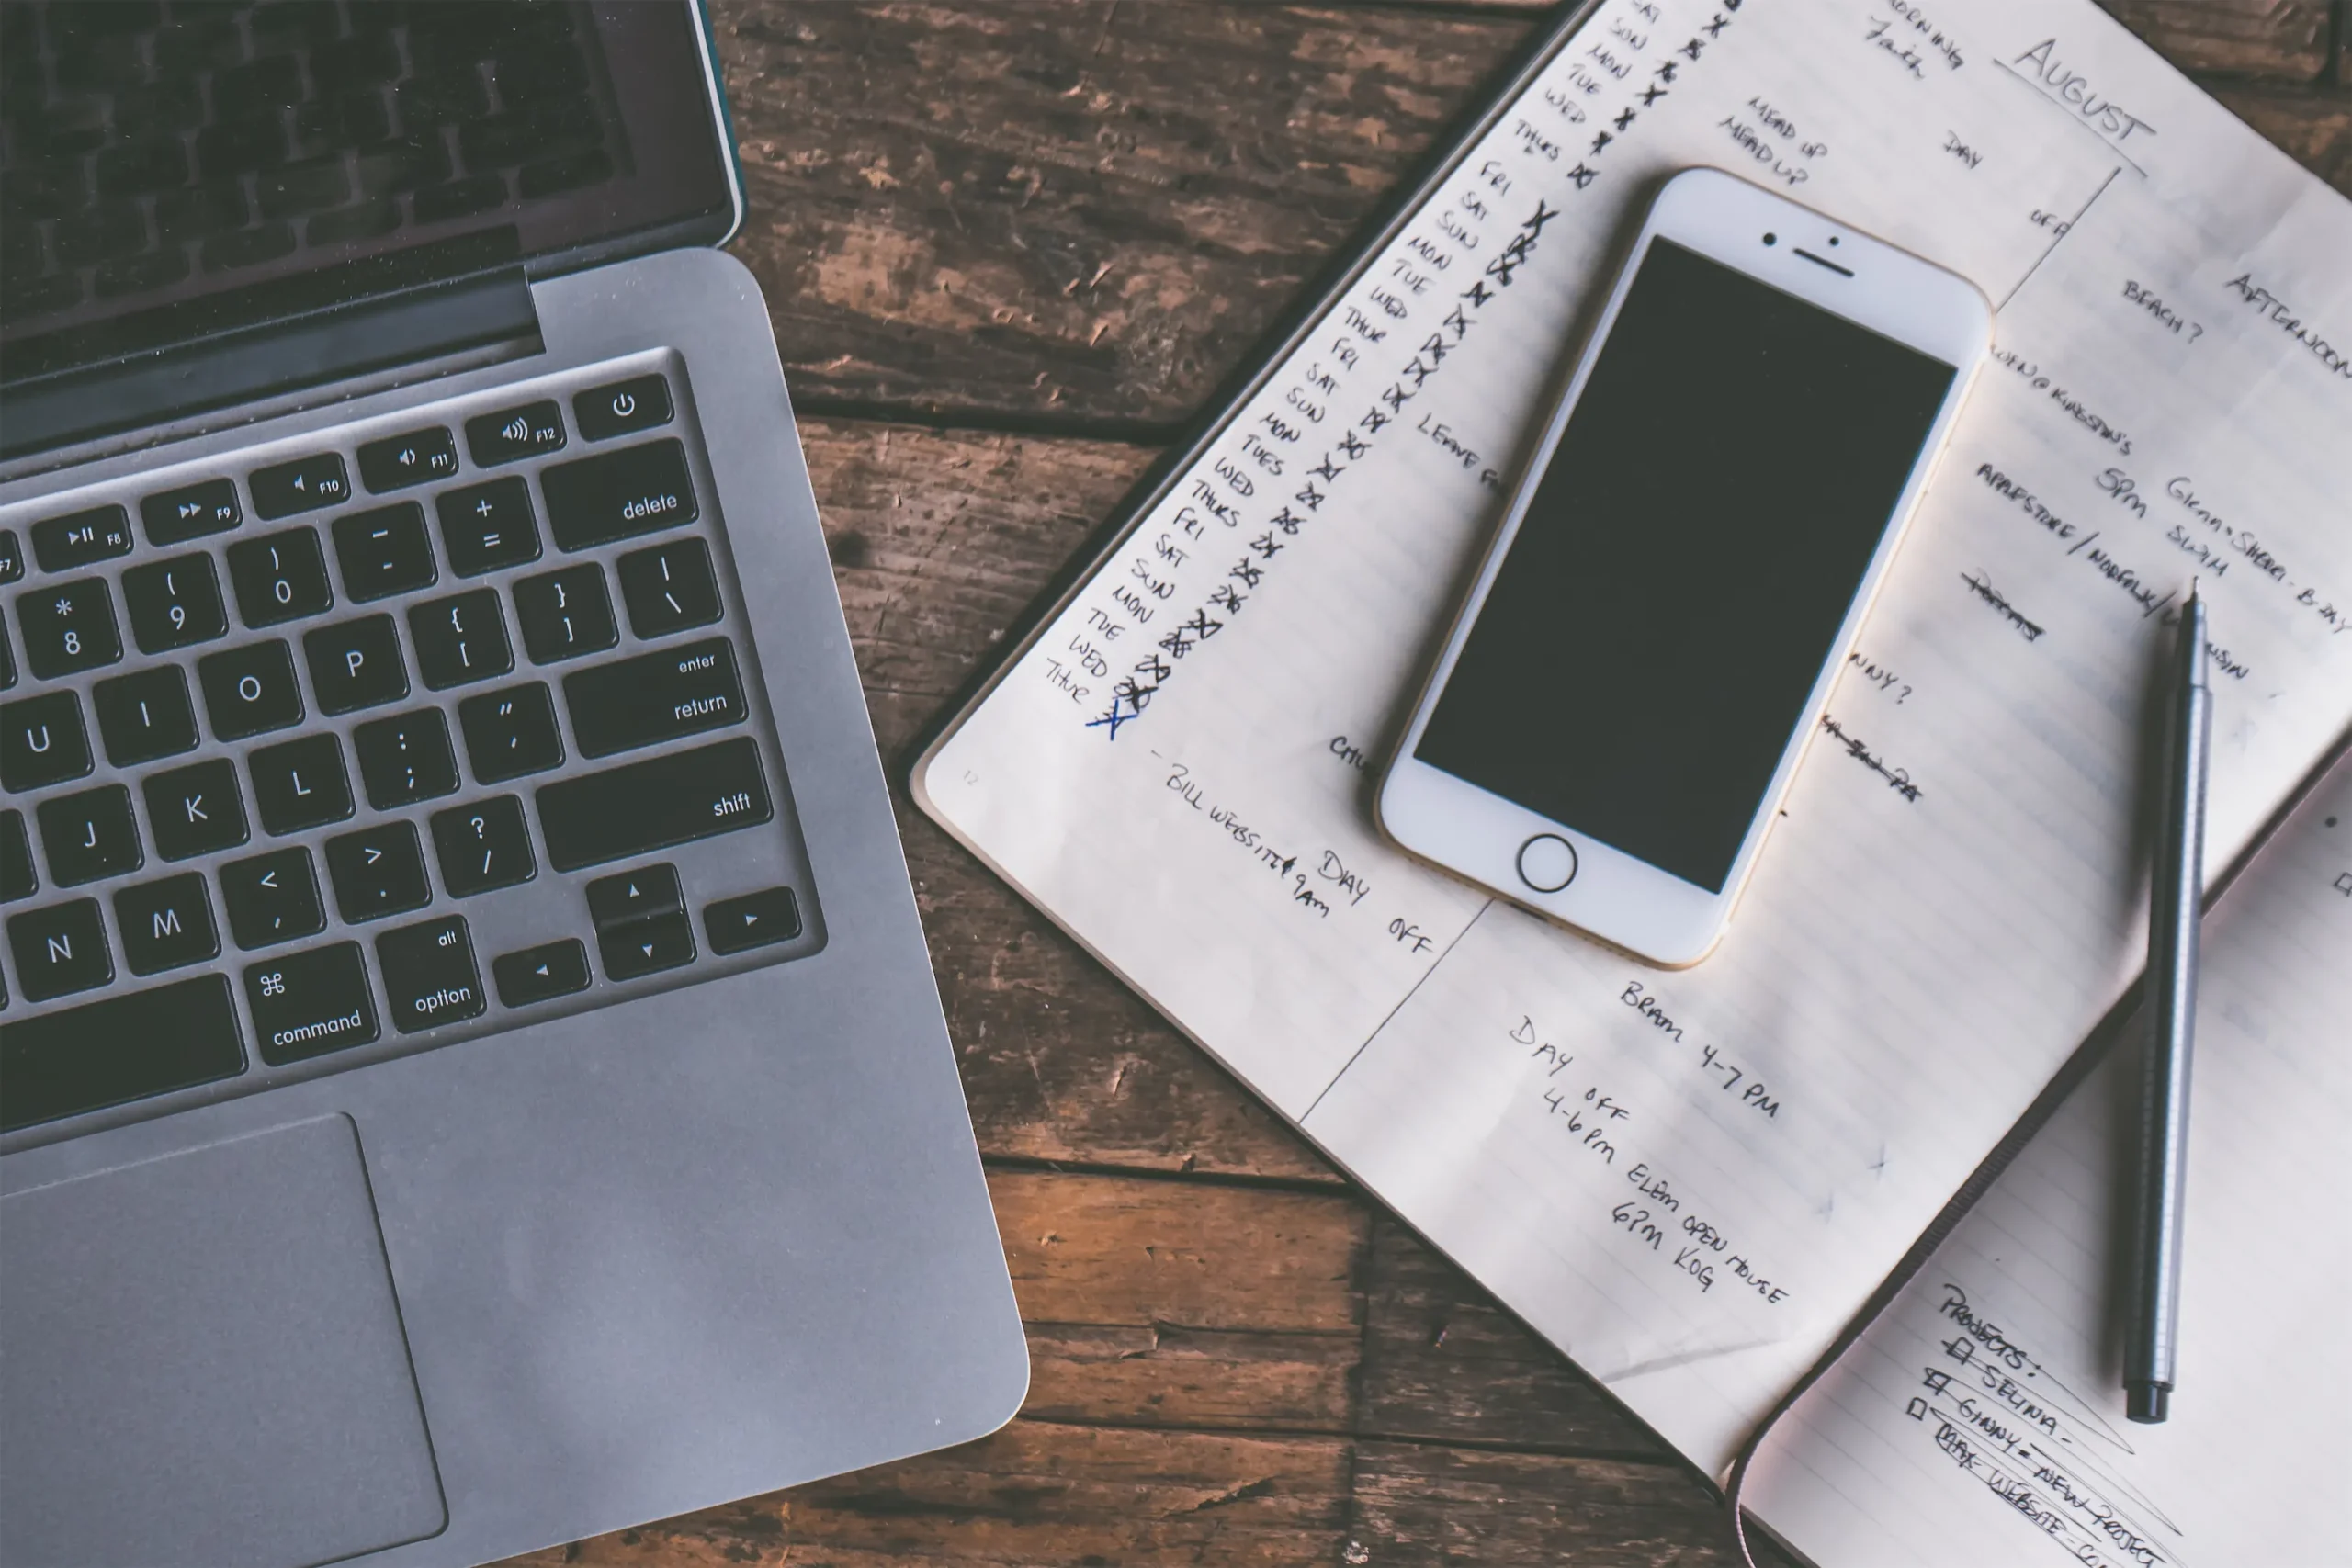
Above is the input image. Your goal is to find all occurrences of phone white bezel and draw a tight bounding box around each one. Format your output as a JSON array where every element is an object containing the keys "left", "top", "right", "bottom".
[{"left": 1376, "top": 166, "right": 1990, "bottom": 967}]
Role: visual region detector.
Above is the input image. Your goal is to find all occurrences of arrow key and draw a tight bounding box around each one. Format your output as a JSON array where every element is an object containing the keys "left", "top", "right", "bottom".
[
  {"left": 704, "top": 886, "right": 801, "bottom": 955},
  {"left": 585, "top": 863, "right": 681, "bottom": 928},
  {"left": 492, "top": 938, "right": 590, "bottom": 1006},
  {"left": 597, "top": 909, "right": 694, "bottom": 981}
]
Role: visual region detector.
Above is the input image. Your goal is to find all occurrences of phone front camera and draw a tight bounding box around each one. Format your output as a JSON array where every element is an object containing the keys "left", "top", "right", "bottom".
[
  {"left": 1763, "top": 232, "right": 1777, "bottom": 245},
  {"left": 1828, "top": 235, "right": 1841, "bottom": 246}
]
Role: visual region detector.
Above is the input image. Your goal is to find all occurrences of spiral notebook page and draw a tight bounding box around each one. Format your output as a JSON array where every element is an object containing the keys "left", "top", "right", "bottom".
[
  {"left": 1741, "top": 755, "right": 2352, "bottom": 1568},
  {"left": 915, "top": 0, "right": 2352, "bottom": 1481}
]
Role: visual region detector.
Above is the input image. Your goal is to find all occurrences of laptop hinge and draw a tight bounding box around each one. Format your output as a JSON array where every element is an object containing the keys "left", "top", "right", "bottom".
[{"left": 0, "top": 269, "right": 540, "bottom": 464}]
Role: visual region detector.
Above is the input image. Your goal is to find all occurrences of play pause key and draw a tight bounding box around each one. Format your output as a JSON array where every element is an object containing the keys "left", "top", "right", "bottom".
[{"left": 378, "top": 914, "right": 486, "bottom": 1035}]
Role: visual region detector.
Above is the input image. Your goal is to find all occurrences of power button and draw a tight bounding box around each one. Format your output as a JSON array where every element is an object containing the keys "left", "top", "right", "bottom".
[
  {"left": 574, "top": 374, "right": 674, "bottom": 442},
  {"left": 1516, "top": 833, "right": 1577, "bottom": 894}
]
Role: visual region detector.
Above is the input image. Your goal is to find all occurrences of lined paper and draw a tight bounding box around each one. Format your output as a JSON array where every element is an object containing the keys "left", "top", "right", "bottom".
[
  {"left": 1743, "top": 757, "right": 2352, "bottom": 1568},
  {"left": 917, "top": 0, "right": 2352, "bottom": 1483}
]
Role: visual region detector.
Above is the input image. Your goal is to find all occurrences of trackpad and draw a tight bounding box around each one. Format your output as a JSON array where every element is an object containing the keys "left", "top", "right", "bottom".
[{"left": 3, "top": 1116, "right": 446, "bottom": 1568}]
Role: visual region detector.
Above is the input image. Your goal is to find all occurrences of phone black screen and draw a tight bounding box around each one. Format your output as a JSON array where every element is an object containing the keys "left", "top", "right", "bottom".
[{"left": 1414, "top": 238, "right": 1958, "bottom": 892}]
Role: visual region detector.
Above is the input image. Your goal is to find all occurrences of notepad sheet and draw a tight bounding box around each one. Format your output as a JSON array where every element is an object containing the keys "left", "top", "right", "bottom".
[
  {"left": 1743, "top": 756, "right": 2352, "bottom": 1568},
  {"left": 917, "top": 0, "right": 2352, "bottom": 1481}
]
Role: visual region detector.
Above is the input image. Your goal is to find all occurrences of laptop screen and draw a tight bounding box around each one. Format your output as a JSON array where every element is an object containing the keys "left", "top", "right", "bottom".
[{"left": 0, "top": 1, "right": 736, "bottom": 383}]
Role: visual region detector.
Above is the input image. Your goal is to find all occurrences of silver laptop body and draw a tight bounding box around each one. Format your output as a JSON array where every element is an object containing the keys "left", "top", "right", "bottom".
[{"left": 0, "top": 6, "right": 1026, "bottom": 1564}]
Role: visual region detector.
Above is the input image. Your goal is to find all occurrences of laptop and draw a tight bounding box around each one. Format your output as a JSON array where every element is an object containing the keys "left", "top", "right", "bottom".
[{"left": 0, "top": 4, "right": 1027, "bottom": 1563}]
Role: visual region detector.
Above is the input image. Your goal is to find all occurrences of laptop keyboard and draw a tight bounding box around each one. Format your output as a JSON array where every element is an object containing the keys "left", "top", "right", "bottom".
[
  {"left": 0, "top": 358, "right": 823, "bottom": 1137},
  {"left": 2, "top": 0, "right": 628, "bottom": 326}
]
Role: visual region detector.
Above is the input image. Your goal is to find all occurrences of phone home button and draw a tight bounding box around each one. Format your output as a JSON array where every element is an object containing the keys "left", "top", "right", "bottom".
[{"left": 1516, "top": 833, "right": 1577, "bottom": 894}]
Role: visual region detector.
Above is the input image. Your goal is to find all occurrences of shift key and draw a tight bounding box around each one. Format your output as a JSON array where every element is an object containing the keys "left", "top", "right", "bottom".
[
  {"left": 563, "top": 637, "right": 744, "bottom": 758},
  {"left": 536, "top": 737, "right": 771, "bottom": 872}
]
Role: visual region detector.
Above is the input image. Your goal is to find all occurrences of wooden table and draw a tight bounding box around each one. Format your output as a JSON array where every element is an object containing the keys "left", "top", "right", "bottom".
[{"left": 514, "top": 6, "right": 2351, "bottom": 1563}]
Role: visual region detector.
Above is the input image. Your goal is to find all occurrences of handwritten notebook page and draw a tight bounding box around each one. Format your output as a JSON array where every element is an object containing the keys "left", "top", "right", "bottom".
[
  {"left": 916, "top": 0, "right": 2352, "bottom": 1480},
  {"left": 1740, "top": 756, "right": 2352, "bottom": 1568}
]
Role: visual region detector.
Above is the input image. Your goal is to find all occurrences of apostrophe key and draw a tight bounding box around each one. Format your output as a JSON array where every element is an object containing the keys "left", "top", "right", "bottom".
[
  {"left": 357, "top": 425, "right": 459, "bottom": 492},
  {"left": 466, "top": 400, "right": 566, "bottom": 466},
  {"left": 141, "top": 479, "right": 243, "bottom": 546},
  {"left": 250, "top": 452, "right": 350, "bottom": 519}
]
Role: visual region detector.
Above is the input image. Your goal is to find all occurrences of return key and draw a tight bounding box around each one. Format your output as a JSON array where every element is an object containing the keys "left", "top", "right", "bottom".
[{"left": 563, "top": 637, "right": 745, "bottom": 759}]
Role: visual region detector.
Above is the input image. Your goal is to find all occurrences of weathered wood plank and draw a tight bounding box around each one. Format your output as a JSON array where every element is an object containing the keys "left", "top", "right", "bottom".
[
  {"left": 991, "top": 1169, "right": 1367, "bottom": 1431},
  {"left": 2211, "top": 83, "right": 2352, "bottom": 189},
  {"left": 1356, "top": 1213, "right": 1669, "bottom": 1458},
  {"left": 2098, "top": 0, "right": 2335, "bottom": 78},
  {"left": 1343, "top": 1442, "right": 1740, "bottom": 1567},
  {"left": 722, "top": 3, "right": 2344, "bottom": 432},
  {"left": 516, "top": 1423, "right": 1353, "bottom": 1568},
  {"left": 800, "top": 417, "right": 1350, "bottom": 1181},
  {"left": 720, "top": 3, "right": 1532, "bottom": 426}
]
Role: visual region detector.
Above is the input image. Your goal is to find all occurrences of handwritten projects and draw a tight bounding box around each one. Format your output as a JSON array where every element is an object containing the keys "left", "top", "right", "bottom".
[
  {"left": 917, "top": 0, "right": 2352, "bottom": 1514},
  {"left": 1744, "top": 754, "right": 2352, "bottom": 1568}
]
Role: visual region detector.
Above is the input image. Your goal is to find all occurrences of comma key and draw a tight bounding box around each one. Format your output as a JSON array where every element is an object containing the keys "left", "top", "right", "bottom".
[
  {"left": 245, "top": 942, "right": 379, "bottom": 1065},
  {"left": 377, "top": 913, "right": 485, "bottom": 1035}
]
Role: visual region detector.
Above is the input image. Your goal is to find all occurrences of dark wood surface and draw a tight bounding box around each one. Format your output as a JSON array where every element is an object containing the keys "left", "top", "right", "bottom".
[{"left": 512, "top": 5, "right": 2352, "bottom": 1563}]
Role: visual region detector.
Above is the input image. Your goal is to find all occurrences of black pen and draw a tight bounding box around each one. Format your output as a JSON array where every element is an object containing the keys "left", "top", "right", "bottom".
[{"left": 2125, "top": 582, "right": 2210, "bottom": 1425}]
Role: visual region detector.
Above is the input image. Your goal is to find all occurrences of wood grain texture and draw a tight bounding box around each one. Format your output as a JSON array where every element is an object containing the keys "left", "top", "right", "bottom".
[
  {"left": 719, "top": 2, "right": 2352, "bottom": 432},
  {"left": 719, "top": 3, "right": 1532, "bottom": 429},
  {"left": 504, "top": 4, "right": 2351, "bottom": 1564}
]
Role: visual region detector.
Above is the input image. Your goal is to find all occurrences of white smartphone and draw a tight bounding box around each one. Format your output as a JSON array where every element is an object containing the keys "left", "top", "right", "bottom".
[{"left": 1377, "top": 167, "right": 1990, "bottom": 967}]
